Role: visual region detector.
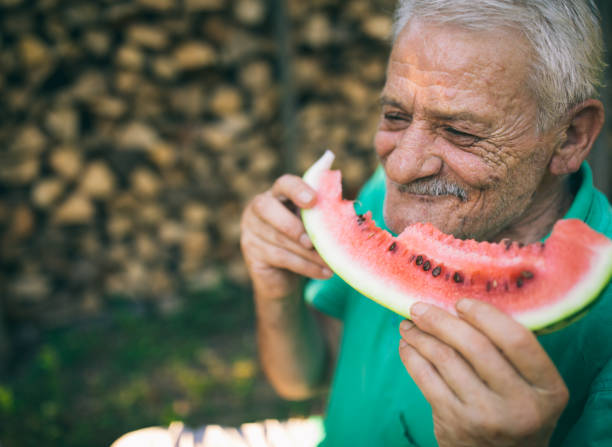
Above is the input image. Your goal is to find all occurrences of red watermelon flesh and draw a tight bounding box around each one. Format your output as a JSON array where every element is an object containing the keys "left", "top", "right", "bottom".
[{"left": 301, "top": 151, "right": 612, "bottom": 332}]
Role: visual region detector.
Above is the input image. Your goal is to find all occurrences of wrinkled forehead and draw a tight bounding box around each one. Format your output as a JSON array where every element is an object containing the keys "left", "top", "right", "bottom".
[{"left": 390, "top": 19, "right": 531, "bottom": 87}]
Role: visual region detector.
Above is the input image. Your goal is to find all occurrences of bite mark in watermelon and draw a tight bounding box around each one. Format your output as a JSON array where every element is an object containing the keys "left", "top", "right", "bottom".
[{"left": 301, "top": 150, "right": 612, "bottom": 332}]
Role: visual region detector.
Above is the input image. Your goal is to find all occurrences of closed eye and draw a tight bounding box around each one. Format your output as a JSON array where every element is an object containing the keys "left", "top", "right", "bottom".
[
  {"left": 445, "top": 127, "right": 473, "bottom": 137},
  {"left": 443, "top": 126, "right": 482, "bottom": 145},
  {"left": 384, "top": 113, "right": 409, "bottom": 122}
]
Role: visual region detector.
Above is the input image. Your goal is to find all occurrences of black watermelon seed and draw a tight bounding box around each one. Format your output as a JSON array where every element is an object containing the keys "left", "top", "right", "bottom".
[
  {"left": 432, "top": 266, "right": 441, "bottom": 277},
  {"left": 486, "top": 281, "right": 492, "bottom": 292},
  {"left": 453, "top": 272, "right": 463, "bottom": 283},
  {"left": 415, "top": 255, "right": 423, "bottom": 266},
  {"left": 357, "top": 214, "right": 365, "bottom": 225},
  {"left": 423, "top": 261, "right": 431, "bottom": 271},
  {"left": 388, "top": 242, "right": 397, "bottom": 252},
  {"left": 504, "top": 239, "right": 512, "bottom": 250},
  {"left": 518, "top": 242, "right": 525, "bottom": 248},
  {"left": 409, "top": 255, "right": 415, "bottom": 263},
  {"left": 516, "top": 278, "right": 524, "bottom": 288},
  {"left": 521, "top": 270, "right": 534, "bottom": 279}
]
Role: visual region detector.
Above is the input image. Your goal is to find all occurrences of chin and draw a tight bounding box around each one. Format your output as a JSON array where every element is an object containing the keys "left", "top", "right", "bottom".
[
  {"left": 383, "top": 205, "right": 469, "bottom": 239},
  {"left": 383, "top": 208, "right": 416, "bottom": 235}
]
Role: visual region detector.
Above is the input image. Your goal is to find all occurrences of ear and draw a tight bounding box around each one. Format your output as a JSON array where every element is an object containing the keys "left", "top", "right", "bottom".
[{"left": 549, "top": 99, "right": 605, "bottom": 176}]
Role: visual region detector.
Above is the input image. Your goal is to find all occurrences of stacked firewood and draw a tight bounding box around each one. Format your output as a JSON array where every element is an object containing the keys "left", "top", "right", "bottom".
[{"left": 0, "top": 0, "right": 394, "bottom": 331}]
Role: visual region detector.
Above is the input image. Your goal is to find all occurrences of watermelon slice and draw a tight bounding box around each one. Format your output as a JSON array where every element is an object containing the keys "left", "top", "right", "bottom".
[{"left": 301, "top": 150, "right": 612, "bottom": 332}]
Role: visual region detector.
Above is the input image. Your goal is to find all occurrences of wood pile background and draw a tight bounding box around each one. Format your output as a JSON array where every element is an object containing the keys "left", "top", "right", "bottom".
[
  {"left": 0, "top": 0, "right": 395, "bottom": 344},
  {"left": 1, "top": 0, "right": 611, "bottom": 355}
]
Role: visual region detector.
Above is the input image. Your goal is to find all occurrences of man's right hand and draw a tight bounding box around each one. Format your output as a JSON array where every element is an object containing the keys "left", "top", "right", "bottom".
[
  {"left": 240, "top": 174, "right": 334, "bottom": 399},
  {"left": 240, "top": 174, "right": 333, "bottom": 301}
]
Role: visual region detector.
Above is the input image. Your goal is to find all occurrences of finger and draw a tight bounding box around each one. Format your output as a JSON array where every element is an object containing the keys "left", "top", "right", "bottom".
[
  {"left": 250, "top": 236, "right": 332, "bottom": 280},
  {"left": 456, "top": 299, "right": 562, "bottom": 388},
  {"left": 271, "top": 174, "right": 317, "bottom": 209},
  {"left": 409, "top": 302, "right": 523, "bottom": 395},
  {"left": 247, "top": 211, "right": 328, "bottom": 267},
  {"left": 398, "top": 338, "right": 461, "bottom": 412},
  {"left": 251, "top": 192, "right": 312, "bottom": 247},
  {"left": 399, "top": 320, "right": 490, "bottom": 404}
]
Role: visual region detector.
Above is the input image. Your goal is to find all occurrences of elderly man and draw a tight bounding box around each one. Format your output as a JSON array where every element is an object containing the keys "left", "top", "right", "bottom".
[
  {"left": 114, "top": 1, "right": 612, "bottom": 446},
  {"left": 241, "top": 0, "right": 612, "bottom": 446}
]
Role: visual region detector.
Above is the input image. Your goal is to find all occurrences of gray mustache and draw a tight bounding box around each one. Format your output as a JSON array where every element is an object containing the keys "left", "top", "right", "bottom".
[{"left": 397, "top": 177, "right": 468, "bottom": 201}]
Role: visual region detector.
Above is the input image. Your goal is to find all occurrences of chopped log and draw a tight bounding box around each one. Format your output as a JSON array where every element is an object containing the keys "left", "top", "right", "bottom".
[
  {"left": 19, "top": 36, "right": 49, "bottom": 67},
  {"left": 174, "top": 42, "right": 217, "bottom": 70},
  {"left": 127, "top": 24, "right": 170, "bottom": 50},
  {"left": 183, "top": 202, "right": 211, "bottom": 228},
  {"left": 302, "top": 14, "right": 333, "bottom": 48},
  {"left": 12, "top": 125, "right": 47, "bottom": 154},
  {"left": 116, "top": 45, "right": 145, "bottom": 71},
  {"left": 45, "top": 107, "right": 80, "bottom": 141},
  {"left": 53, "top": 194, "right": 95, "bottom": 225},
  {"left": 92, "top": 96, "right": 127, "bottom": 119},
  {"left": 152, "top": 56, "right": 178, "bottom": 80},
  {"left": 234, "top": 0, "right": 266, "bottom": 26},
  {"left": 148, "top": 142, "right": 177, "bottom": 169},
  {"left": 210, "top": 85, "right": 244, "bottom": 117},
  {"left": 239, "top": 60, "right": 273, "bottom": 91},
  {"left": 50, "top": 146, "right": 83, "bottom": 180},
  {"left": 79, "top": 161, "right": 117, "bottom": 200},
  {"left": 107, "top": 215, "right": 134, "bottom": 240},
  {"left": 32, "top": 178, "right": 65, "bottom": 208},
  {"left": 131, "top": 168, "right": 161, "bottom": 198},
  {"left": 362, "top": 15, "right": 393, "bottom": 41},
  {"left": 116, "top": 122, "right": 160, "bottom": 150}
]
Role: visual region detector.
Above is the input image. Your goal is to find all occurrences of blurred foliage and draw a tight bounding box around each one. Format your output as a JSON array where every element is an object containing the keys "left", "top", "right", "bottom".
[{"left": 0, "top": 281, "right": 324, "bottom": 447}]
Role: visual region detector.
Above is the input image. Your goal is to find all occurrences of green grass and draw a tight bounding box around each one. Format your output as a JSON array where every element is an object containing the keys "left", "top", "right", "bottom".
[{"left": 0, "top": 281, "right": 325, "bottom": 447}]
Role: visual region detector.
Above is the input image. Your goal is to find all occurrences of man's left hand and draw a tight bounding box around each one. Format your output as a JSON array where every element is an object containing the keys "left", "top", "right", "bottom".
[{"left": 398, "top": 299, "right": 569, "bottom": 447}]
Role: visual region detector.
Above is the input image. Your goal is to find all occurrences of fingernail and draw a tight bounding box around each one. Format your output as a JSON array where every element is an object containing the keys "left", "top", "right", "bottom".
[
  {"left": 399, "top": 320, "right": 413, "bottom": 332},
  {"left": 410, "top": 302, "right": 428, "bottom": 318},
  {"left": 299, "top": 191, "right": 313, "bottom": 204},
  {"left": 299, "top": 233, "right": 312, "bottom": 248},
  {"left": 456, "top": 299, "right": 472, "bottom": 313},
  {"left": 322, "top": 268, "right": 333, "bottom": 277}
]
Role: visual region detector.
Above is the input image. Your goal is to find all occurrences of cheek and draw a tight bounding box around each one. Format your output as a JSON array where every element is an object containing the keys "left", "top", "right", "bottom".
[
  {"left": 374, "top": 129, "right": 397, "bottom": 159},
  {"left": 442, "top": 146, "right": 507, "bottom": 189}
]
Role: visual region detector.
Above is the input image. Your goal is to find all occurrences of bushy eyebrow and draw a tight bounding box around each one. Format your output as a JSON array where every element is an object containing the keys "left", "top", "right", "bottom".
[{"left": 379, "top": 95, "right": 493, "bottom": 130}]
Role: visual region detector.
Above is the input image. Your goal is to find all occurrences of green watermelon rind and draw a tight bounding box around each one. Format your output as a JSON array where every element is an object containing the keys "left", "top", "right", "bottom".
[{"left": 301, "top": 150, "right": 612, "bottom": 332}]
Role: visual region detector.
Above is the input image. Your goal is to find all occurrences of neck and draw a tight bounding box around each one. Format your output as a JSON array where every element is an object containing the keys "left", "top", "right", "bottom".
[{"left": 493, "top": 174, "right": 575, "bottom": 244}]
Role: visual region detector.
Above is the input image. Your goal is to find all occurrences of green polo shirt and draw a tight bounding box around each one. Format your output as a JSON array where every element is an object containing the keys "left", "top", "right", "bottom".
[{"left": 305, "top": 163, "right": 612, "bottom": 447}]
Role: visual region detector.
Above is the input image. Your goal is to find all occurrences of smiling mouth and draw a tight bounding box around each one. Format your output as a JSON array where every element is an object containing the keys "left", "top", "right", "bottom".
[{"left": 393, "top": 178, "right": 469, "bottom": 201}]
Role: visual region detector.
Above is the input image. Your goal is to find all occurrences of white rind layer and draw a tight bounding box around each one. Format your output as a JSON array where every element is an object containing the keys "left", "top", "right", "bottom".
[{"left": 302, "top": 150, "right": 612, "bottom": 331}]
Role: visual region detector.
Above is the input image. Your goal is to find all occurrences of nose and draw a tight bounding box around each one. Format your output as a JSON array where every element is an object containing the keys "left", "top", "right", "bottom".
[{"left": 375, "top": 121, "right": 443, "bottom": 184}]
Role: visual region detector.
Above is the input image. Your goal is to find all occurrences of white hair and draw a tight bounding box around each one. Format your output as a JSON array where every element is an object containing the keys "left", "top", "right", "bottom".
[{"left": 392, "top": 0, "right": 606, "bottom": 132}]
